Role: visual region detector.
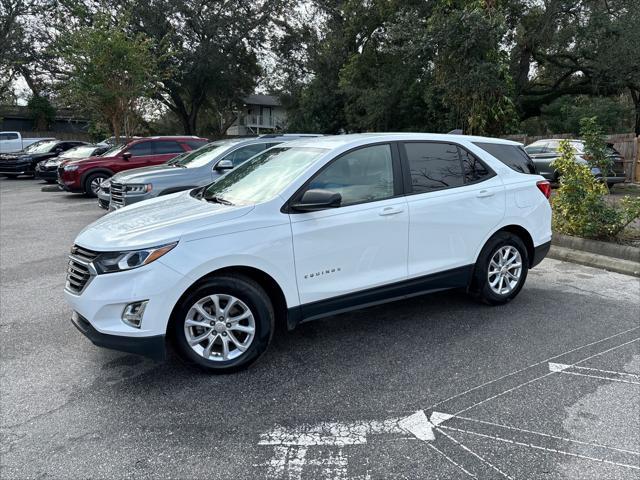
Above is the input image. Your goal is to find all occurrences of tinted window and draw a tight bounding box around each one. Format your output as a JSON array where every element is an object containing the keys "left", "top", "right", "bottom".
[
  {"left": 224, "top": 144, "right": 266, "bottom": 167},
  {"left": 127, "top": 141, "right": 153, "bottom": 156},
  {"left": 524, "top": 143, "right": 547, "bottom": 155},
  {"left": 460, "top": 148, "right": 492, "bottom": 183},
  {"left": 404, "top": 142, "right": 463, "bottom": 193},
  {"left": 154, "top": 141, "right": 184, "bottom": 154},
  {"left": 308, "top": 144, "right": 394, "bottom": 206},
  {"left": 185, "top": 140, "right": 208, "bottom": 149},
  {"left": 0, "top": 133, "right": 19, "bottom": 141},
  {"left": 474, "top": 143, "right": 537, "bottom": 174}
]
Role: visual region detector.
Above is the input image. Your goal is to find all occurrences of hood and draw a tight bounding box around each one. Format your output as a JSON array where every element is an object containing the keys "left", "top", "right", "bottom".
[
  {"left": 75, "top": 190, "right": 254, "bottom": 250},
  {"left": 62, "top": 154, "right": 113, "bottom": 167},
  {"left": 112, "top": 164, "right": 183, "bottom": 183},
  {"left": 0, "top": 152, "right": 50, "bottom": 161}
]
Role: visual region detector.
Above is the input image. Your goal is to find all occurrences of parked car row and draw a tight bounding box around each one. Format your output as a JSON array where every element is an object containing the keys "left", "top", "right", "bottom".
[{"left": 60, "top": 132, "right": 553, "bottom": 372}]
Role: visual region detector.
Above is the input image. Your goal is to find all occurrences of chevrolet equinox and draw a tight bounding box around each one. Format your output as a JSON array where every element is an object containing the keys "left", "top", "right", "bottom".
[{"left": 65, "top": 133, "right": 552, "bottom": 372}]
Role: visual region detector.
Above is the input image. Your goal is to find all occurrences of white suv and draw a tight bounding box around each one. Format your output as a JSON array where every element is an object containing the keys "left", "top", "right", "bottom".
[{"left": 65, "top": 134, "right": 552, "bottom": 372}]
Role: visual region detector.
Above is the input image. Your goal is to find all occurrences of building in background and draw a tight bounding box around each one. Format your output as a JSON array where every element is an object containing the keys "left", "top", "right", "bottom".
[{"left": 226, "top": 95, "right": 287, "bottom": 135}]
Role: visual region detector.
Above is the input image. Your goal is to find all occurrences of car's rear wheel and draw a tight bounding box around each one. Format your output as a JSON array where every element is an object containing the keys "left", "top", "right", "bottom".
[
  {"left": 84, "top": 172, "right": 109, "bottom": 198},
  {"left": 470, "top": 232, "right": 529, "bottom": 305},
  {"left": 172, "top": 275, "right": 274, "bottom": 373}
]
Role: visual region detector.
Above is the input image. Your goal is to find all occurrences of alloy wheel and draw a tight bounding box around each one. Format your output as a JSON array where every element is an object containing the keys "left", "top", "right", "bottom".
[
  {"left": 487, "top": 246, "right": 523, "bottom": 296},
  {"left": 184, "top": 294, "right": 256, "bottom": 361},
  {"left": 90, "top": 176, "right": 107, "bottom": 195}
]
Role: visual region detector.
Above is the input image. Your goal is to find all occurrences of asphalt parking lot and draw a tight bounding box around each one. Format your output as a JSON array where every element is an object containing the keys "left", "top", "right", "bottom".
[{"left": 1, "top": 178, "right": 639, "bottom": 479}]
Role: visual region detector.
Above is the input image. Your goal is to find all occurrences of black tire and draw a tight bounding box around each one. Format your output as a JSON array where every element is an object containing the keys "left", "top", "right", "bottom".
[
  {"left": 4, "top": 174, "right": 18, "bottom": 179},
  {"left": 84, "top": 172, "right": 109, "bottom": 197},
  {"left": 45, "top": 179, "right": 56, "bottom": 184},
  {"left": 469, "top": 232, "right": 529, "bottom": 305},
  {"left": 171, "top": 274, "right": 274, "bottom": 373}
]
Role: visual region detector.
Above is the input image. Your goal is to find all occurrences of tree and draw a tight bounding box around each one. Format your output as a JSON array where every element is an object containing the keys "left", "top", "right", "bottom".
[
  {"left": 125, "top": 0, "right": 284, "bottom": 134},
  {"left": 57, "top": 14, "right": 159, "bottom": 141}
]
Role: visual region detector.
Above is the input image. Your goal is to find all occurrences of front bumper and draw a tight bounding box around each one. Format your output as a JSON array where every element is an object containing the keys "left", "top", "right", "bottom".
[
  {"left": 57, "top": 167, "right": 83, "bottom": 192},
  {"left": 71, "top": 311, "right": 166, "bottom": 360},
  {"left": 63, "top": 257, "right": 192, "bottom": 358},
  {"left": 35, "top": 165, "right": 58, "bottom": 180},
  {"left": 0, "top": 161, "right": 32, "bottom": 175},
  {"left": 97, "top": 189, "right": 110, "bottom": 209}
]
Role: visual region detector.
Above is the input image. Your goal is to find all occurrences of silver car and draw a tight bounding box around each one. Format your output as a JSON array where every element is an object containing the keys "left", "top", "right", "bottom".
[{"left": 98, "top": 135, "right": 319, "bottom": 210}]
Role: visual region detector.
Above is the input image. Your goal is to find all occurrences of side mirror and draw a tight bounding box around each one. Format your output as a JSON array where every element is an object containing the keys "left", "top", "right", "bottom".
[
  {"left": 122, "top": 151, "right": 132, "bottom": 161},
  {"left": 291, "top": 189, "right": 341, "bottom": 212},
  {"left": 215, "top": 159, "right": 233, "bottom": 170}
]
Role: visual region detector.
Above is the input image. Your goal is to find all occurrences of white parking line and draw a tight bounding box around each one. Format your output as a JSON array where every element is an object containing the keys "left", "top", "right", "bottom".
[
  {"left": 453, "top": 337, "right": 640, "bottom": 416},
  {"left": 549, "top": 362, "right": 640, "bottom": 385},
  {"left": 439, "top": 425, "right": 640, "bottom": 471},
  {"left": 427, "top": 326, "right": 640, "bottom": 412}
]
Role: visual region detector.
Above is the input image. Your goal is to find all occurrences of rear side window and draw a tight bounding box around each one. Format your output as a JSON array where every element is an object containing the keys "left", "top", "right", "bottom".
[
  {"left": 154, "top": 141, "right": 184, "bottom": 154},
  {"left": 0, "top": 133, "right": 19, "bottom": 141},
  {"left": 460, "top": 149, "right": 492, "bottom": 183},
  {"left": 404, "top": 142, "right": 464, "bottom": 193},
  {"left": 474, "top": 143, "right": 537, "bottom": 174}
]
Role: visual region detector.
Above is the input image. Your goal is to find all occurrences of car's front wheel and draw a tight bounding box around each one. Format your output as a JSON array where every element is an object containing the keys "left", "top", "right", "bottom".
[
  {"left": 84, "top": 172, "right": 109, "bottom": 198},
  {"left": 171, "top": 275, "right": 274, "bottom": 373},
  {"left": 470, "top": 232, "right": 529, "bottom": 305}
]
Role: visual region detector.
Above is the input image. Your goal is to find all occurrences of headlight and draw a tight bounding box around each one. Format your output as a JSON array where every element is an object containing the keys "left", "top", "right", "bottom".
[
  {"left": 100, "top": 179, "right": 111, "bottom": 192},
  {"left": 64, "top": 164, "right": 79, "bottom": 171},
  {"left": 125, "top": 183, "right": 152, "bottom": 194},
  {"left": 92, "top": 242, "right": 177, "bottom": 274}
]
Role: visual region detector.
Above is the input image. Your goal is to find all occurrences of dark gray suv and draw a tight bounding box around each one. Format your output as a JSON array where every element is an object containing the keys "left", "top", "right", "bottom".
[
  {"left": 98, "top": 134, "right": 320, "bottom": 210},
  {"left": 524, "top": 139, "right": 627, "bottom": 186}
]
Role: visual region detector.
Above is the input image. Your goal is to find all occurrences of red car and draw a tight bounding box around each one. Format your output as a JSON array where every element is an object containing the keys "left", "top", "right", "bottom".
[{"left": 58, "top": 136, "right": 208, "bottom": 197}]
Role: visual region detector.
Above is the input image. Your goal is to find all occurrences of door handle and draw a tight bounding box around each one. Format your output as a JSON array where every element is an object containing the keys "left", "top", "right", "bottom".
[
  {"left": 476, "top": 190, "right": 494, "bottom": 198},
  {"left": 379, "top": 206, "right": 404, "bottom": 216}
]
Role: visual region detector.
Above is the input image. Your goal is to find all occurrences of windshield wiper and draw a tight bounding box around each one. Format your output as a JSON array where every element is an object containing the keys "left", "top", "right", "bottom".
[{"left": 206, "top": 195, "right": 234, "bottom": 206}]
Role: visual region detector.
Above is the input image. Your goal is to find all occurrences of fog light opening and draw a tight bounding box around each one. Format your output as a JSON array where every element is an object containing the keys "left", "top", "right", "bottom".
[{"left": 122, "top": 300, "right": 148, "bottom": 328}]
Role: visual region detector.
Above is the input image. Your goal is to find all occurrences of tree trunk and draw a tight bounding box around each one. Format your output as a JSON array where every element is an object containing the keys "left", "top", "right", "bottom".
[
  {"left": 630, "top": 88, "right": 640, "bottom": 136},
  {"left": 112, "top": 117, "right": 121, "bottom": 144}
]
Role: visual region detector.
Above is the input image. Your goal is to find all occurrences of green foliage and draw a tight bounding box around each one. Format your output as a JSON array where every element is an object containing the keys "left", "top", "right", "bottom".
[
  {"left": 551, "top": 139, "right": 640, "bottom": 239},
  {"left": 27, "top": 95, "right": 56, "bottom": 130},
  {"left": 57, "top": 13, "right": 160, "bottom": 140},
  {"left": 579, "top": 117, "right": 613, "bottom": 181},
  {"left": 520, "top": 96, "right": 635, "bottom": 135}
]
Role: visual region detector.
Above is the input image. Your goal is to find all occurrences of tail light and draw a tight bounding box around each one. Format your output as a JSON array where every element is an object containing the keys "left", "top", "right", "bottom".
[{"left": 536, "top": 180, "right": 551, "bottom": 199}]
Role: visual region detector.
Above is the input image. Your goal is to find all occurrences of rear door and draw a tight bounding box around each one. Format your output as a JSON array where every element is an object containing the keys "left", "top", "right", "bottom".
[
  {"left": 153, "top": 140, "right": 187, "bottom": 164},
  {"left": 289, "top": 143, "right": 409, "bottom": 306},
  {"left": 401, "top": 141, "right": 505, "bottom": 277}
]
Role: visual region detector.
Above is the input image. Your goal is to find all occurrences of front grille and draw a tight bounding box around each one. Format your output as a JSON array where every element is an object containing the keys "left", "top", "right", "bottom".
[
  {"left": 66, "top": 245, "right": 98, "bottom": 294},
  {"left": 110, "top": 182, "right": 125, "bottom": 207}
]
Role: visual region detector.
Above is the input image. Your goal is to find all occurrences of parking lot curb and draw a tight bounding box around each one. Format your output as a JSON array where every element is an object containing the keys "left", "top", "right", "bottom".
[{"left": 548, "top": 244, "right": 640, "bottom": 277}]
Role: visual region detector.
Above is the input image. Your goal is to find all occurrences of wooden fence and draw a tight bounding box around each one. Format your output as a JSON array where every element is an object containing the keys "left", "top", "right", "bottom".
[{"left": 502, "top": 133, "right": 640, "bottom": 182}]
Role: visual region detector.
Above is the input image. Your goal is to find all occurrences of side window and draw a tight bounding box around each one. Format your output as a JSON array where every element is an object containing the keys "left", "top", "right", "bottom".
[
  {"left": 474, "top": 143, "right": 537, "bottom": 175},
  {"left": 460, "top": 148, "right": 492, "bottom": 183},
  {"left": 185, "top": 140, "right": 207, "bottom": 150},
  {"left": 524, "top": 143, "right": 547, "bottom": 155},
  {"left": 127, "top": 141, "right": 153, "bottom": 157},
  {"left": 308, "top": 144, "right": 394, "bottom": 207},
  {"left": 225, "top": 144, "right": 266, "bottom": 167},
  {"left": 0, "top": 133, "right": 19, "bottom": 141},
  {"left": 404, "top": 142, "right": 463, "bottom": 193},
  {"left": 154, "top": 141, "right": 184, "bottom": 154}
]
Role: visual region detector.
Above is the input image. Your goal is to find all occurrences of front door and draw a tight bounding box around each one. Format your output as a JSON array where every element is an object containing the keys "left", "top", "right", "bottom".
[{"left": 289, "top": 143, "right": 409, "bottom": 306}]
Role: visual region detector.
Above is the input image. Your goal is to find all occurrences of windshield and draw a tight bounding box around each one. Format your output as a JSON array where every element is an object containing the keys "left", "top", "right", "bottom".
[
  {"left": 172, "top": 141, "right": 235, "bottom": 168},
  {"left": 24, "top": 140, "right": 58, "bottom": 153},
  {"left": 61, "top": 146, "right": 95, "bottom": 159},
  {"left": 201, "top": 147, "right": 327, "bottom": 206}
]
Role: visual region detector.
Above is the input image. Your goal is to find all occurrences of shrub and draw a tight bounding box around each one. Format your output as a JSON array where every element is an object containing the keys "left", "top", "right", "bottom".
[{"left": 551, "top": 139, "right": 640, "bottom": 239}]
